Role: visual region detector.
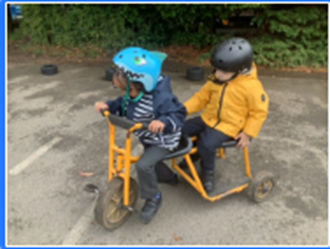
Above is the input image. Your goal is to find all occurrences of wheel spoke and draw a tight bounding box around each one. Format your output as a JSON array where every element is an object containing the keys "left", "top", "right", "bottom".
[
  {"left": 95, "top": 178, "right": 139, "bottom": 229},
  {"left": 105, "top": 184, "right": 138, "bottom": 224},
  {"left": 106, "top": 200, "right": 128, "bottom": 223},
  {"left": 111, "top": 190, "right": 122, "bottom": 204}
]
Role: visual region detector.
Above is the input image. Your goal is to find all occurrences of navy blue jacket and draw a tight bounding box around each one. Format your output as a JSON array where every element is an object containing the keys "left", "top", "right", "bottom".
[{"left": 106, "top": 75, "right": 187, "bottom": 135}]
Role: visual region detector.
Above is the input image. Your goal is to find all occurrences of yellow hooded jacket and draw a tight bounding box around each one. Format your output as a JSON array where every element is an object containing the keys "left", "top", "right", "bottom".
[{"left": 184, "top": 63, "right": 269, "bottom": 138}]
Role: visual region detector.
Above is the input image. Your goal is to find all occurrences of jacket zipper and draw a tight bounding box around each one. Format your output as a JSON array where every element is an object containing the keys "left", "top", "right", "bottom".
[{"left": 213, "top": 83, "right": 228, "bottom": 128}]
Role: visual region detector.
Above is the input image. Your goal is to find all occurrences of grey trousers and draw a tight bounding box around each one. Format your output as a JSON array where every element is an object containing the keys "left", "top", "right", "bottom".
[{"left": 136, "top": 145, "right": 170, "bottom": 199}]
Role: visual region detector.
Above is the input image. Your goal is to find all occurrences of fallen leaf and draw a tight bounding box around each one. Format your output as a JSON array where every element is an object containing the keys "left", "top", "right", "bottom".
[
  {"left": 173, "top": 234, "right": 181, "bottom": 241},
  {"left": 79, "top": 172, "right": 94, "bottom": 177}
]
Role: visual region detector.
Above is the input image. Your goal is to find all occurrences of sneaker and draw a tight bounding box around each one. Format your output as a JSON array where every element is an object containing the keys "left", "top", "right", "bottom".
[
  {"left": 139, "top": 193, "right": 162, "bottom": 224},
  {"left": 201, "top": 170, "right": 215, "bottom": 193}
]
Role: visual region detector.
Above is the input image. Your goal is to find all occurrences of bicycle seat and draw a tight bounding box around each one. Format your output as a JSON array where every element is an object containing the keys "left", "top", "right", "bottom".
[
  {"left": 163, "top": 135, "right": 193, "bottom": 160},
  {"left": 219, "top": 137, "right": 253, "bottom": 148}
]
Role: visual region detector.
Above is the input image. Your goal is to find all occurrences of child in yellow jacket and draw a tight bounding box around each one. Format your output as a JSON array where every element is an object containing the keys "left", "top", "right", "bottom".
[{"left": 180, "top": 37, "right": 269, "bottom": 193}]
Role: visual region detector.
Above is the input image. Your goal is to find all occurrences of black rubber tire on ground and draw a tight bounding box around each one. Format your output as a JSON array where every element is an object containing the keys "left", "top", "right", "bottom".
[
  {"left": 41, "top": 65, "right": 58, "bottom": 76},
  {"left": 247, "top": 170, "right": 276, "bottom": 203},
  {"left": 94, "top": 177, "right": 139, "bottom": 231},
  {"left": 106, "top": 67, "right": 115, "bottom": 81},
  {"left": 186, "top": 67, "right": 204, "bottom": 81}
]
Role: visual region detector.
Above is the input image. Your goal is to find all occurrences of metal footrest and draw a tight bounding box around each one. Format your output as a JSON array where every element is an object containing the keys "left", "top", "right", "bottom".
[{"left": 208, "top": 175, "right": 251, "bottom": 198}]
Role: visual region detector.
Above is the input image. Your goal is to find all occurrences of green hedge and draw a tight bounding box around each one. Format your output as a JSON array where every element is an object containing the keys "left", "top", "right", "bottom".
[
  {"left": 17, "top": 4, "right": 328, "bottom": 68},
  {"left": 251, "top": 5, "right": 328, "bottom": 68}
]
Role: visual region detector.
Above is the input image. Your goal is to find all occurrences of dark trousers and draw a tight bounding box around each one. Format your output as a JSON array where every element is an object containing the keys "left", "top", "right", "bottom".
[
  {"left": 136, "top": 145, "right": 169, "bottom": 199},
  {"left": 182, "top": 116, "right": 231, "bottom": 172}
]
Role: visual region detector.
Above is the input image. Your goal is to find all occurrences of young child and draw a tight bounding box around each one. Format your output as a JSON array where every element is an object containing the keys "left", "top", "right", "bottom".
[
  {"left": 180, "top": 37, "right": 269, "bottom": 193},
  {"left": 95, "top": 47, "right": 186, "bottom": 224}
]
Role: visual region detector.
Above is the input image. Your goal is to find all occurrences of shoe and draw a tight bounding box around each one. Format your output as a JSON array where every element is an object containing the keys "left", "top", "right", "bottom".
[
  {"left": 139, "top": 193, "right": 162, "bottom": 224},
  {"left": 201, "top": 170, "right": 215, "bottom": 193}
]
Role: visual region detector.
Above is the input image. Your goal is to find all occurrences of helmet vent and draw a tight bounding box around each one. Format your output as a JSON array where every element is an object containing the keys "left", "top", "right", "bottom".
[
  {"left": 142, "top": 54, "right": 146, "bottom": 58},
  {"left": 218, "top": 60, "right": 223, "bottom": 64},
  {"left": 119, "top": 54, "right": 123, "bottom": 59},
  {"left": 239, "top": 46, "right": 242, "bottom": 50},
  {"left": 232, "top": 41, "right": 236, "bottom": 44},
  {"left": 229, "top": 47, "right": 232, "bottom": 51}
]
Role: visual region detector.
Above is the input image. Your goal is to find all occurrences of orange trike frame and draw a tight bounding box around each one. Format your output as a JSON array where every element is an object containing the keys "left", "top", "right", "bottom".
[{"left": 104, "top": 111, "right": 253, "bottom": 207}]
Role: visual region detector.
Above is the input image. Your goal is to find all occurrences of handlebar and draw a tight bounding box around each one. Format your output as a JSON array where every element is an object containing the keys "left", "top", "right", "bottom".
[{"left": 100, "top": 109, "right": 148, "bottom": 132}]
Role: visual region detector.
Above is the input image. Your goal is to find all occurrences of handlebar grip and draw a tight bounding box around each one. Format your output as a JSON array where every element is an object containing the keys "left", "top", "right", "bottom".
[{"left": 100, "top": 109, "right": 110, "bottom": 117}]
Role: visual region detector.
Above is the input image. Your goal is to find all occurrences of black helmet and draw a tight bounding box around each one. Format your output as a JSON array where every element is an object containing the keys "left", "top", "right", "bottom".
[{"left": 210, "top": 37, "right": 253, "bottom": 73}]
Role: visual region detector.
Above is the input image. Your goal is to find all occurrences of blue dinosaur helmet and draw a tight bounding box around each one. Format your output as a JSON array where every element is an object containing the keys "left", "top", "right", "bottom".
[{"left": 113, "top": 47, "right": 167, "bottom": 92}]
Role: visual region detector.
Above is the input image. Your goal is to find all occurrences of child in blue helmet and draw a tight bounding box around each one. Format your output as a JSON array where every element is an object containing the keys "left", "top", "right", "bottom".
[{"left": 95, "top": 47, "right": 186, "bottom": 224}]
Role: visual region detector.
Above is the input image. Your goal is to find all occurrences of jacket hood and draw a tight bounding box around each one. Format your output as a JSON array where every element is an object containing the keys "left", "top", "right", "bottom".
[
  {"left": 231, "top": 62, "right": 258, "bottom": 83},
  {"left": 153, "top": 75, "right": 173, "bottom": 93}
]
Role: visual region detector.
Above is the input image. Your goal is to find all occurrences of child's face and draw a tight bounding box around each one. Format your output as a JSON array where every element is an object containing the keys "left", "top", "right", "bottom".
[
  {"left": 113, "top": 73, "right": 140, "bottom": 98},
  {"left": 214, "top": 69, "right": 235, "bottom": 82}
]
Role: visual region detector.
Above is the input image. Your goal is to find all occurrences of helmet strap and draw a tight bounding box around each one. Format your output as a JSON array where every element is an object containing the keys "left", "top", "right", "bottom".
[{"left": 121, "top": 78, "right": 145, "bottom": 116}]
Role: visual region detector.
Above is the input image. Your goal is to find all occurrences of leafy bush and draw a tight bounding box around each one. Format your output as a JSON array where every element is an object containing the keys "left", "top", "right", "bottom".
[
  {"left": 19, "top": 4, "right": 266, "bottom": 49},
  {"left": 15, "top": 4, "right": 328, "bottom": 68},
  {"left": 251, "top": 5, "right": 328, "bottom": 68}
]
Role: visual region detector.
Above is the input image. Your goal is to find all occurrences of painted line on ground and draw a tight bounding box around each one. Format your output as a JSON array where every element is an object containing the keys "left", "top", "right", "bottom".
[
  {"left": 8, "top": 75, "right": 30, "bottom": 84},
  {"left": 9, "top": 137, "right": 63, "bottom": 176},
  {"left": 62, "top": 194, "right": 99, "bottom": 246}
]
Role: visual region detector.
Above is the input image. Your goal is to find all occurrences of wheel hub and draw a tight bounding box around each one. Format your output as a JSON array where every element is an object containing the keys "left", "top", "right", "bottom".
[{"left": 256, "top": 179, "right": 274, "bottom": 199}]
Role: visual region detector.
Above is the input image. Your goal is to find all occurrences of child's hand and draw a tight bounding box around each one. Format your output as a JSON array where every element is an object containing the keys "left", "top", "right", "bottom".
[
  {"left": 94, "top": 102, "right": 109, "bottom": 113},
  {"left": 235, "top": 132, "right": 251, "bottom": 148},
  {"left": 148, "top": 120, "right": 165, "bottom": 133}
]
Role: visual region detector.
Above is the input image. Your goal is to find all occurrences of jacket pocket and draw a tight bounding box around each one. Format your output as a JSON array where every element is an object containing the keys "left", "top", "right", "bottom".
[{"left": 224, "top": 109, "right": 245, "bottom": 128}]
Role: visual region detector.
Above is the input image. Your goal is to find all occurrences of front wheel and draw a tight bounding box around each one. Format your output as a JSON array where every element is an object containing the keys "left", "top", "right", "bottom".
[{"left": 94, "top": 177, "right": 139, "bottom": 230}]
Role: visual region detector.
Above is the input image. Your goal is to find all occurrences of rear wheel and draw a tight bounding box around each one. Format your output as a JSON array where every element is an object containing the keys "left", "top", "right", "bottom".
[
  {"left": 94, "top": 177, "right": 139, "bottom": 230},
  {"left": 247, "top": 171, "right": 276, "bottom": 203}
]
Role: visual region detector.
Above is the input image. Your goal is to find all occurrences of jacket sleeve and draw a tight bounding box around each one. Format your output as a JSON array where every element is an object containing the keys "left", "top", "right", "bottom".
[
  {"left": 156, "top": 93, "right": 187, "bottom": 134},
  {"left": 106, "top": 97, "right": 124, "bottom": 116},
  {"left": 243, "top": 83, "right": 269, "bottom": 138},
  {"left": 184, "top": 82, "right": 212, "bottom": 115}
]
